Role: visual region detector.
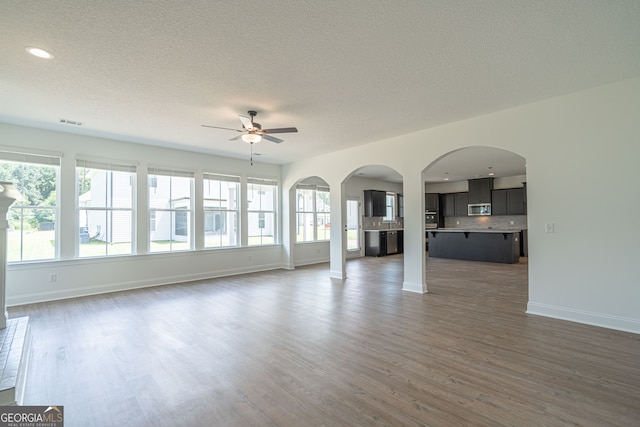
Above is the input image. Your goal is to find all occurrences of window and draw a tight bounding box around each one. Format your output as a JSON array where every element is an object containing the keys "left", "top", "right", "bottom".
[
  {"left": 383, "top": 192, "right": 396, "bottom": 222},
  {"left": 148, "top": 167, "right": 194, "bottom": 252},
  {"left": 296, "top": 185, "right": 330, "bottom": 242},
  {"left": 0, "top": 151, "right": 59, "bottom": 262},
  {"left": 77, "top": 159, "right": 136, "bottom": 257},
  {"left": 247, "top": 178, "right": 277, "bottom": 245},
  {"left": 203, "top": 173, "right": 239, "bottom": 248},
  {"left": 346, "top": 198, "right": 360, "bottom": 251}
]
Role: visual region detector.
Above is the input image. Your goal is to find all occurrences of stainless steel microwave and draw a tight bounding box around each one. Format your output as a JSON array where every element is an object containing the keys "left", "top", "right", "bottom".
[{"left": 468, "top": 203, "right": 491, "bottom": 216}]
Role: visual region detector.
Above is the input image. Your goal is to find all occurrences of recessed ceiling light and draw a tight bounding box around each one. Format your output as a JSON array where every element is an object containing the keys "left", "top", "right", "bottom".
[{"left": 25, "top": 47, "right": 53, "bottom": 59}]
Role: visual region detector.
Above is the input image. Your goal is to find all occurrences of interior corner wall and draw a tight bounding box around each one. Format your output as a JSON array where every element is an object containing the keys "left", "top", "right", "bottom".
[
  {"left": 1, "top": 123, "right": 284, "bottom": 305},
  {"left": 282, "top": 76, "right": 640, "bottom": 334}
]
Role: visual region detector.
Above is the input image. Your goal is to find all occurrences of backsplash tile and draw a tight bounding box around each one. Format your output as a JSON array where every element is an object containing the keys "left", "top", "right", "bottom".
[
  {"left": 444, "top": 215, "right": 527, "bottom": 230},
  {"left": 363, "top": 217, "right": 404, "bottom": 230}
]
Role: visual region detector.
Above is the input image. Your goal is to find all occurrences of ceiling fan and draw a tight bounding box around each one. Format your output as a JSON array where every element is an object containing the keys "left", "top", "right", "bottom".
[{"left": 202, "top": 110, "right": 298, "bottom": 144}]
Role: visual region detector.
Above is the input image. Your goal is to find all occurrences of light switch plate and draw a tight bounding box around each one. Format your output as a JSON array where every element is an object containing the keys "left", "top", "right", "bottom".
[{"left": 545, "top": 223, "right": 555, "bottom": 233}]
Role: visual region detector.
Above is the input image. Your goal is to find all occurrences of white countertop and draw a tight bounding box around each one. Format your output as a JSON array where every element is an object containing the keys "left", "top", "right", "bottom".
[{"left": 364, "top": 229, "right": 404, "bottom": 232}]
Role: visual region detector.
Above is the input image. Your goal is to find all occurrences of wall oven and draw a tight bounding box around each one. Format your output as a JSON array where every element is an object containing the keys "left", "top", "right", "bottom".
[{"left": 425, "top": 211, "right": 438, "bottom": 229}]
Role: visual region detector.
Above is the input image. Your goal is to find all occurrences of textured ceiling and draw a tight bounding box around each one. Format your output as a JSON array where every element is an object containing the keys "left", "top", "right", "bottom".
[{"left": 2, "top": 1, "right": 640, "bottom": 175}]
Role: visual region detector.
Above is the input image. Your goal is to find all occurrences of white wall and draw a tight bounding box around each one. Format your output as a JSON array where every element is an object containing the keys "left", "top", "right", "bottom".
[
  {"left": 424, "top": 174, "right": 527, "bottom": 193},
  {"left": 282, "top": 77, "right": 640, "bottom": 334},
  {"left": 1, "top": 123, "right": 282, "bottom": 304},
  {"left": 3, "top": 77, "right": 640, "bottom": 333}
]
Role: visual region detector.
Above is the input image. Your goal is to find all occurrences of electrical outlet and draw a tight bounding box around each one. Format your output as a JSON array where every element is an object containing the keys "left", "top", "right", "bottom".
[
  {"left": 510, "top": 220, "right": 514, "bottom": 225},
  {"left": 49, "top": 273, "right": 57, "bottom": 283}
]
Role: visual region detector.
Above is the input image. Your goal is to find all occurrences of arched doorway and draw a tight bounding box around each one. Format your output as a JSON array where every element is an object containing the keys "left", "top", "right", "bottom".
[
  {"left": 343, "top": 164, "right": 404, "bottom": 277},
  {"left": 421, "top": 145, "right": 528, "bottom": 292},
  {"left": 289, "top": 176, "right": 332, "bottom": 268}
]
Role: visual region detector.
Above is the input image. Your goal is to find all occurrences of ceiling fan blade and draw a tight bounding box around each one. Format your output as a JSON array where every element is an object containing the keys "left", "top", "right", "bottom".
[
  {"left": 238, "top": 115, "right": 253, "bottom": 130},
  {"left": 229, "top": 134, "right": 244, "bottom": 141},
  {"left": 263, "top": 127, "right": 298, "bottom": 134},
  {"left": 262, "top": 134, "right": 284, "bottom": 144},
  {"left": 201, "top": 124, "right": 243, "bottom": 132}
]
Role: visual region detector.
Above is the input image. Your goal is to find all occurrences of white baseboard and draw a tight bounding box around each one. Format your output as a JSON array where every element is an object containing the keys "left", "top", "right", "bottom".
[
  {"left": 402, "top": 281, "right": 427, "bottom": 294},
  {"left": 527, "top": 302, "right": 640, "bottom": 334},
  {"left": 7, "top": 262, "right": 283, "bottom": 306},
  {"left": 293, "top": 257, "right": 330, "bottom": 267}
]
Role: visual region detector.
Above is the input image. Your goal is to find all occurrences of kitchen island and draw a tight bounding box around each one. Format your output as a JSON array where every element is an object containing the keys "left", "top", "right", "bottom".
[{"left": 427, "top": 229, "right": 521, "bottom": 264}]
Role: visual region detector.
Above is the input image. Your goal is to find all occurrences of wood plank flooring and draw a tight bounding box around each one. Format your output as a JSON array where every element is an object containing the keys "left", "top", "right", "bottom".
[{"left": 9, "top": 256, "right": 640, "bottom": 426}]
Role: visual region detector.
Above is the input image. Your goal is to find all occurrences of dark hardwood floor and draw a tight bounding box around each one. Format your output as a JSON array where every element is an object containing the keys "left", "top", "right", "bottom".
[{"left": 9, "top": 256, "right": 640, "bottom": 426}]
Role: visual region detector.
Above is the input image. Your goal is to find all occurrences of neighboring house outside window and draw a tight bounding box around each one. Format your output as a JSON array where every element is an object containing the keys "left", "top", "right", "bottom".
[
  {"left": 203, "top": 173, "right": 239, "bottom": 248},
  {"left": 148, "top": 167, "right": 194, "bottom": 252},
  {"left": 0, "top": 150, "right": 59, "bottom": 262},
  {"left": 296, "top": 184, "right": 330, "bottom": 242},
  {"left": 247, "top": 178, "right": 277, "bottom": 245},
  {"left": 77, "top": 159, "right": 136, "bottom": 257}
]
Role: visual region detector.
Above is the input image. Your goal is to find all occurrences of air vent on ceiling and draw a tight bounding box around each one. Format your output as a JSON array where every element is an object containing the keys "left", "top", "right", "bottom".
[{"left": 59, "top": 118, "right": 83, "bottom": 126}]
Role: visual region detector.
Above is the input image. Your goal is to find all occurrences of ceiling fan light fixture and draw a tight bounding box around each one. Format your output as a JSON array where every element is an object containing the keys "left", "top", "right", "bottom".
[{"left": 242, "top": 133, "right": 262, "bottom": 144}]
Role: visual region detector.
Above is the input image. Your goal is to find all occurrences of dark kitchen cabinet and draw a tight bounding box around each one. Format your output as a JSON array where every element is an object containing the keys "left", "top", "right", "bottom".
[
  {"left": 443, "top": 192, "right": 469, "bottom": 217},
  {"left": 443, "top": 193, "right": 455, "bottom": 217},
  {"left": 492, "top": 189, "right": 508, "bottom": 215},
  {"left": 425, "top": 193, "right": 439, "bottom": 212},
  {"left": 365, "top": 230, "right": 403, "bottom": 256},
  {"left": 508, "top": 187, "right": 526, "bottom": 215},
  {"left": 364, "top": 190, "right": 386, "bottom": 217},
  {"left": 365, "top": 230, "right": 387, "bottom": 256},
  {"left": 454, "top": 192, "right": 469, "bottom": 217},
  {"left": 468, "top": 178, "right": 494, "bottom": 204},
  {"left": 491, "top": 188, "right": 526, "bottom": 215}
]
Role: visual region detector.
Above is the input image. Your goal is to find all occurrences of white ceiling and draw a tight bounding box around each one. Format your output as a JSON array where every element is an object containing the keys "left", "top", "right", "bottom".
[{"left": 2, "top": 1, "right": 640, "bottom": 179}]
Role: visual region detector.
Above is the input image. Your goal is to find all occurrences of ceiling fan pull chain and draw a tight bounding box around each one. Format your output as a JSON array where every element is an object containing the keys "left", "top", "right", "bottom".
[{"left": 250, "top": 142, "right": 253, "bottom": 166}]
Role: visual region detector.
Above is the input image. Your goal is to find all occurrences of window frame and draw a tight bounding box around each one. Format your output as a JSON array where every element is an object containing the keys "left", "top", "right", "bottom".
[
  {"left": 203, "top": 172, "right": 240, "bottom": 249},
  {"left": 295, "top": 184, "right": 330, "bottom": 243},
  {"left": 0, "top": 150, "right": 60, "bottom": 263},
  {"left": 148, "top": 167, "right": 195, "bottom": 253},
  {"left": 383, "top": 192, "right": 396, "bottom": 222},
  {"left": 76, "top": 159, "right": 137, "bottom": 258},
  {"left": 247, "top": 177, "right": 278, "bottom": 246}
]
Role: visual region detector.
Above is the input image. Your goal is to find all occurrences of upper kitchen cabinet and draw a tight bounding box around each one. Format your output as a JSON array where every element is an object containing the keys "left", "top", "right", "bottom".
[
  {"left": 454, "top": 192, "right": 469, "bottom": 217},
  {"left": 468, "top": 178, "right": 494, "bottom": 204},
  {"left": 507, "top": 187, "right": 526, "bottom": 215},
  {"left": 397, "top": 193, "right": 404, "bottom": 218},
  {"left": 443, "top": 192, "right": 469, "bottom": 217},
  {"left": 491, "top": 187, "right": 526, "bottom": 215},
  {"left": 425, "top": 193, "right": 439, "bottom": 211},
  {"left": 364, "top": 190, "right": 386, "bottom": 217},
  {"left": 443, "top": 193, "right": 455, "bottom": 217},
  {"left": 492, "top": 189, "right": 508, "bottom": 215}
]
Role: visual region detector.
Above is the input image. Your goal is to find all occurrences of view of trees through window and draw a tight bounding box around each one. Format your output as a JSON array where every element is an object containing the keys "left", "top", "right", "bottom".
[
  {"left": 1, "top": 156, "right": 286, "bottom": 261},
  {"left": 0, "top": 158, "right": 58, "bottom": 262}
]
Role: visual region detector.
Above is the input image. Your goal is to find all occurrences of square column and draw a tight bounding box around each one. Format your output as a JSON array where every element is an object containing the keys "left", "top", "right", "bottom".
[{"left": 0, "top": 182, "right": 21, "bottom": 329}]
